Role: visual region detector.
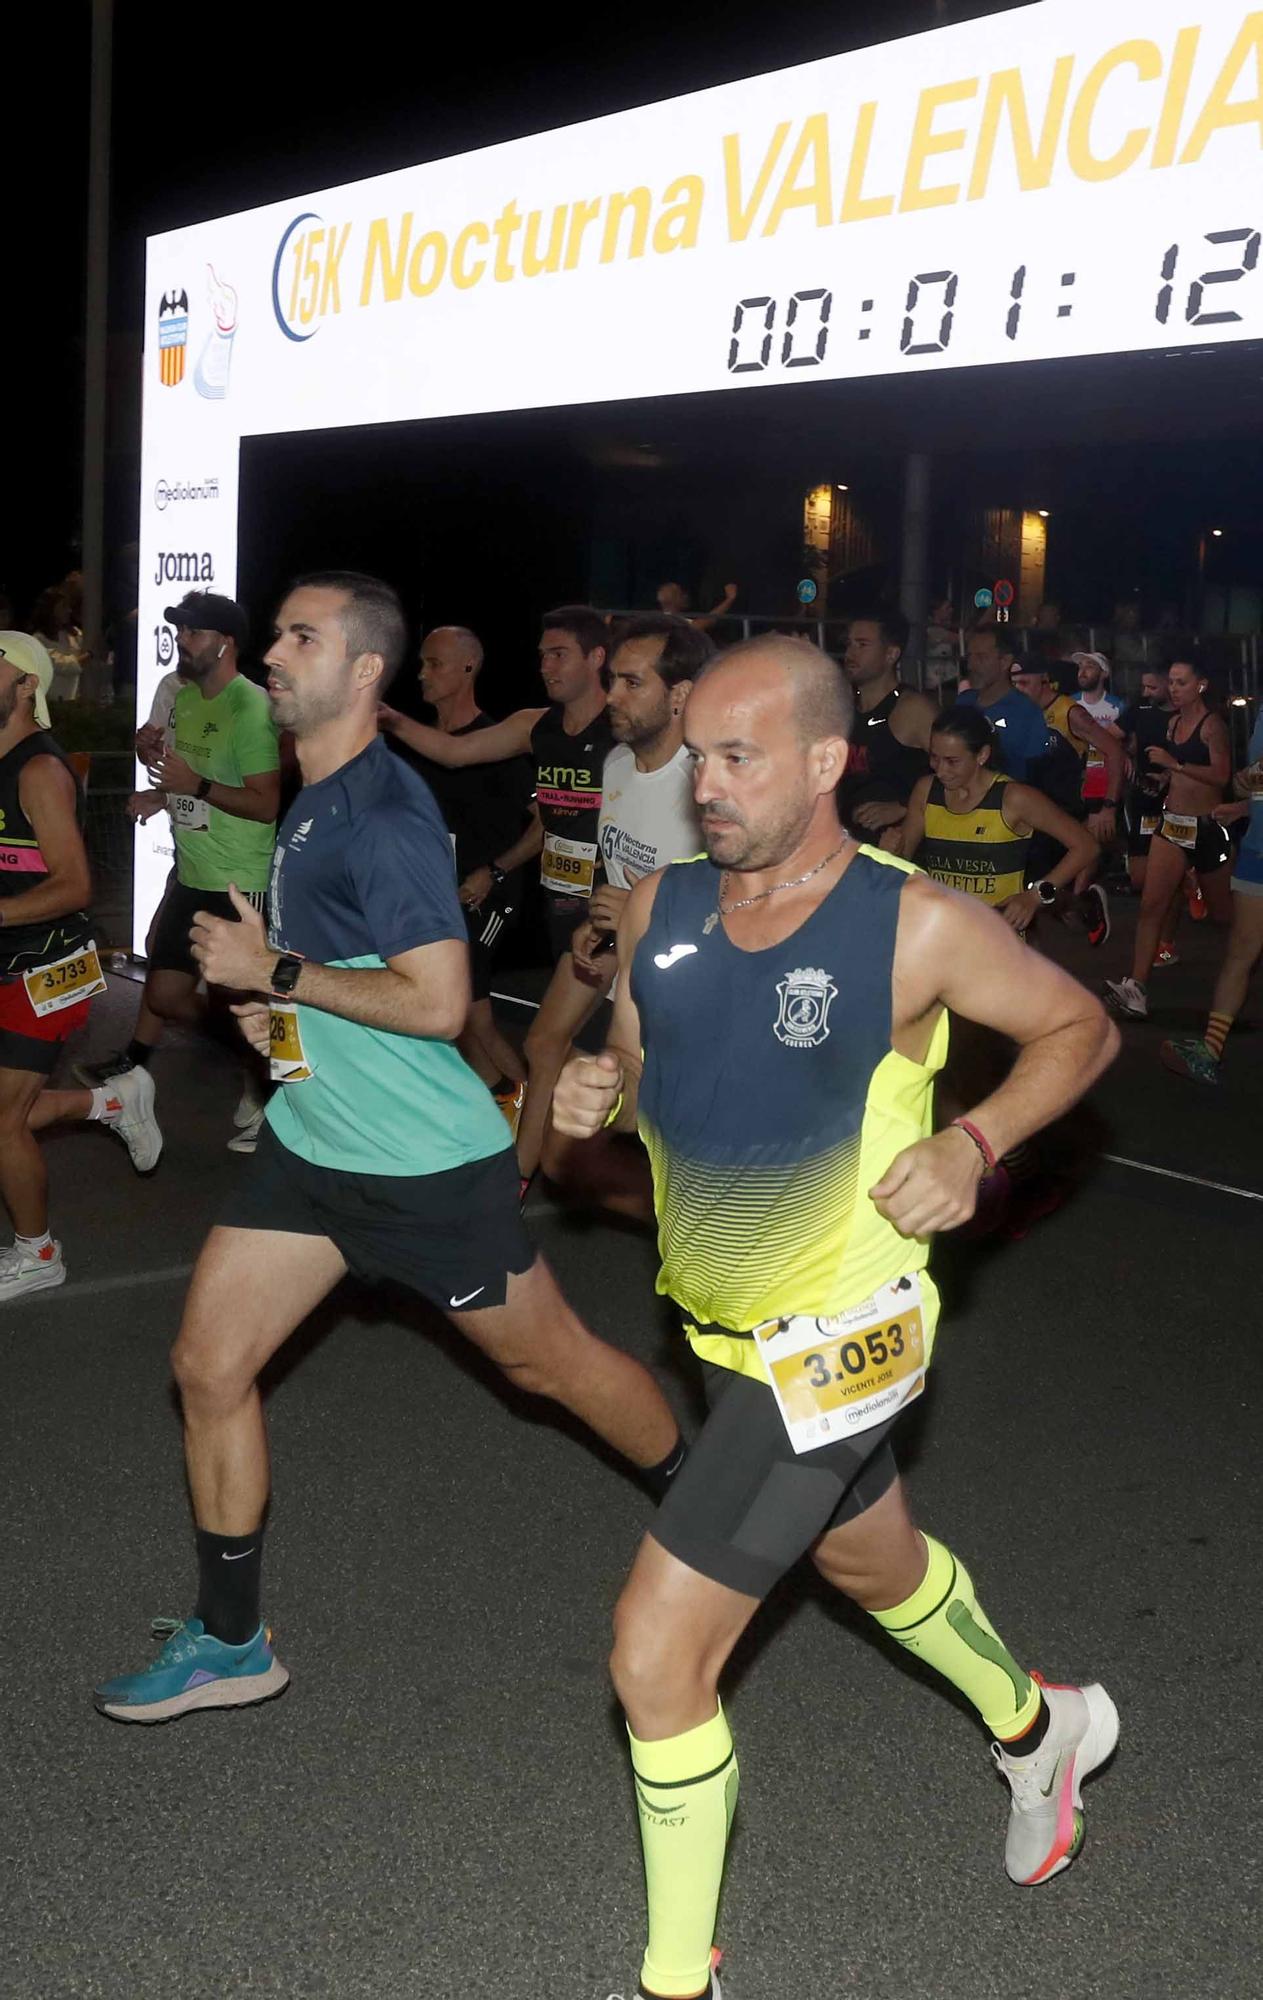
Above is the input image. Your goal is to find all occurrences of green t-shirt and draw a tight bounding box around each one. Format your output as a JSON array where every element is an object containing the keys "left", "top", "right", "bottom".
[{"left": 170, "top": 676, "right": 279, "bottom": 892}]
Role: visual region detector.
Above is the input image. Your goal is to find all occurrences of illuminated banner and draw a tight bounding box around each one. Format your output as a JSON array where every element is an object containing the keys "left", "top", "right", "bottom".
[{"left": 135, "top": 0, "right": 1263, "bottom": 942}]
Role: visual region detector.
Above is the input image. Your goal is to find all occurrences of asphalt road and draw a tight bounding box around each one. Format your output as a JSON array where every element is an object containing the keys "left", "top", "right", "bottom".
[{"left": 1, "top": 902, "right": 1258, "bottom": 2000}]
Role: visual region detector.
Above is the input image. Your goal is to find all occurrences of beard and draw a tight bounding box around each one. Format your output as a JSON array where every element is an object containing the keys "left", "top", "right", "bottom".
[
  {"left": 702, "top": 789, "right": 814, "bottom": 871},
  {"left": 0, "top": 684, "right": 17, "bottom": 728}
]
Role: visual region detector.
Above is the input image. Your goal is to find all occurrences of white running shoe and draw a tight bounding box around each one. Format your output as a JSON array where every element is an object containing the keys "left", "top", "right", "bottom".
[
  {"left": 233, "top": 1069, "right": 267, "bottom": 1129},
  {"left": 104, "top": 1067, "right": 163, "bottom": 1173},
  {"left": 1103, "top": 976, "right": 1148, "bottom": 1020},
  {"left": 227, "top": 1108, "right": 265, "bottom": 1155},
  {"left": 0, "top": 1239, "right": 67, "bottom": 1302},
  {"left": 993, "top": 1676, "right": 1119, "bottom": 1885}
]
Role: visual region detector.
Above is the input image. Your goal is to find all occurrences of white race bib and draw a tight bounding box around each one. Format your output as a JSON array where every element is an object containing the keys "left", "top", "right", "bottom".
[
  {"left": 168, "top": 791, "right": 211, "bottom": 832},
  {"left": 753, "top": 1275, "right": 928, "bottom": 1455}
]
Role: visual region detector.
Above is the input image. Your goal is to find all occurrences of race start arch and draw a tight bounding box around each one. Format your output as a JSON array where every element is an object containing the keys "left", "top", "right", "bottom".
[{"left": 136, "top": 0, "right": 1263, "bottom": 943}]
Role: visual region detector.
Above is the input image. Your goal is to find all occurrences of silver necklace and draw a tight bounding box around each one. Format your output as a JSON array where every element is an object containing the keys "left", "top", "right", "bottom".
[{"left": 702, "top": 839, "right": 849, "bottom": 934}]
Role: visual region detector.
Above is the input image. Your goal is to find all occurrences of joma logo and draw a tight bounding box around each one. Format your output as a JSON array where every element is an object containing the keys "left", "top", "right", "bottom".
[{"left": 154, "top": 551, "right": 215, "bottom": 586}]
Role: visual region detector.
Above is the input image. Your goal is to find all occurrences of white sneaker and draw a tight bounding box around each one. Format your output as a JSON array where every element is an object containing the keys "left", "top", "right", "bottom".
[
  {"left": 1103, "top": 976, "right": 1148, "bottom": 1020},
  {"left": 993, "top": 1676, "right": 1119, "bottom": 1885},
  {"left": 0, "top": 1239, "right": 67, "bottom": 1302},
  {"left": 227, "top": 1108, "right": 265, "bottom": 1155},
  {"left": 233, "top": 1070, "right": 267, "bottom": 1129},
  {"left": 104, "top": 1067, "right": 163, "bottom": 1172}
]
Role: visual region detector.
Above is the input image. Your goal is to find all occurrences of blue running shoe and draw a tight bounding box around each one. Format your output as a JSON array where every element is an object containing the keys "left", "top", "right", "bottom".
[{"left": 94, "top": 1615, "right": 289, "bottom": 1724}]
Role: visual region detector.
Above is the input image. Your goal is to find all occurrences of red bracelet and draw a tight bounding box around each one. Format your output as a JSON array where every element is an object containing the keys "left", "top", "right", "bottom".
[{"left": 950, "top": 1117, "right": 997, "bottom": 1171}]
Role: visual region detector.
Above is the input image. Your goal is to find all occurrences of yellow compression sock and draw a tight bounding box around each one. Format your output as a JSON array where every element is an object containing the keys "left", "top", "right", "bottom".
[
  {"left": 871, "top": 1535, "right": 1039, "bottom": 1740},
  {"left": 628, "top": 1705, "right": 738, "bottom": 1999},
  {"left": 1204, "top": 1011, "right": 1233, "bottom": 1060}
]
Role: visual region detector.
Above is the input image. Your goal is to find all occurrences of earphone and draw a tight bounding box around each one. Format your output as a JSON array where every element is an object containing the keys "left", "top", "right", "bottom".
[{"left": 217, "top": 644, "right": 227, "bottom": 659}]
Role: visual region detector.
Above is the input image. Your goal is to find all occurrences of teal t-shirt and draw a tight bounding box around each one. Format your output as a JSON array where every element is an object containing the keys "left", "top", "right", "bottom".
[
  {"left": 263, "top": 738, "right": 510, "bottom": 1178},
  {"left": 170, "top": 676, "right": 278, "bottom": 892}
]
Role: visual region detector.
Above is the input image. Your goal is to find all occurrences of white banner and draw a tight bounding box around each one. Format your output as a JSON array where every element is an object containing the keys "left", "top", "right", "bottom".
[{"left": 135, "top": 0, "right": 1263, "bottom": 941}]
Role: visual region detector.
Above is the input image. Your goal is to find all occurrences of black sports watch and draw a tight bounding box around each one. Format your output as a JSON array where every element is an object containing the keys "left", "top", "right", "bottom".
[
  {"left": 195, "top": 776, "right": 213, "bottom": 800},
  {"left": 271, "top": 953, "right": 304, "bottom": 996},
  {"left": 489, "top": 864, "right": 508, "bottom": 886},
  {"left": 1032, "top": 879, "right": 1058, "bottom": 907}
]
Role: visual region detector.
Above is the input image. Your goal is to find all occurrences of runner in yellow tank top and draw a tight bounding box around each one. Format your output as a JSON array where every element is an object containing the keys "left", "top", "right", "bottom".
[{"left": 899, "top": 705, "right": 1097, "bottom": 933}]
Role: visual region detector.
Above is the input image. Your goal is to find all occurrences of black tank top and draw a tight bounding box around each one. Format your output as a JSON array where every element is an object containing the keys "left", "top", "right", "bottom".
[
  {"left": 844, "top": 688, "right": 931, "bottom": 803},
  {"left": 529, "top": 702, "right": 616, "bottom": 901},
  {"left": 0, "top": 733, "right": 91, "bottom": 975}
]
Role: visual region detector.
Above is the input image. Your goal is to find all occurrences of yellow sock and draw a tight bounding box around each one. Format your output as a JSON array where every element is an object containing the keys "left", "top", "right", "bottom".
[
  {"left": 628, "top": 1705, "right": 738, "bottom": 1998},
  {"left": 872, "top": 1535, "right": 1039, "bottom": 1739},
  {"left": 1204, "top": 1011, "right": 1233, "bottom": 1060}
]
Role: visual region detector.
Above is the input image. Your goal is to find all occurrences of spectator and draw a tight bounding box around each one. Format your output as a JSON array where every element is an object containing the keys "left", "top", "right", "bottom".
[
  {"left": 924, "top": 595, "right": 960, "bottom": 690},
  {"left": 655, "top": 579, "right": 739, "bottom": 632},
  {"left": 30, "top": 587, "right": 86, "bottom": 703}
]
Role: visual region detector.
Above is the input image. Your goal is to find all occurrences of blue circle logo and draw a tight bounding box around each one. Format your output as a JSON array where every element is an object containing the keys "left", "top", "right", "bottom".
[
  {"left": 796, "top": 578, "right": 819, "bottom": 605},
  {"left": 974, "top": 587, "right": 994, "bottom": 610},
  {"left": 272, "top": 213, "right": 322, "bottom": 343}
]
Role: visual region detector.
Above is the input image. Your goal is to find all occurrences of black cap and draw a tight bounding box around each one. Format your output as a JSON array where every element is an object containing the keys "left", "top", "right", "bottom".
[{"left": 164, "top": 592, "right": 249, "bottom": 650}]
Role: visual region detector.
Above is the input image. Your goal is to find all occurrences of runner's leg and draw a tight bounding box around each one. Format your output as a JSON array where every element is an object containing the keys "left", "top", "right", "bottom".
[
  {"left": 447, "top": 1254, "right": 680, "bottom": 1472},
  {"left": 0, "top": 1067, "right": 53, "bottom": 1236},
  {"left": 517, "top": 951, "right": 612, "bottom": 1179},
  {"left": 1130, "top": 833, "right": 1186, "bottom": 983},
  {"left": 460, "top": 997, "right": 525, "bottom": 1089}
]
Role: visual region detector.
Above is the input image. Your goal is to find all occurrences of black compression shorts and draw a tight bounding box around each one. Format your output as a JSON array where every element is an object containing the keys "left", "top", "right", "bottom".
[
  {"left": 217, "top": 1125, "right": 534, "bottom": 1311},
  {"left": 543, "top": 892, "right": 588, "bottom": 964},
  {"left": 652, "top": 1356, "right": 902, "bottom": 1600}
]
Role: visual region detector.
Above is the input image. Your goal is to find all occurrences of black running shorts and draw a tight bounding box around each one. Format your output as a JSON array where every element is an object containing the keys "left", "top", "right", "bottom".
[
  {"left": 652, "top": 1353, "right": 902, "bottom": 1600},
  {"left": 464, "top": 880, "right": 516, "bottom": 1004},
  {"left": 149, "top": 881, "right": 267, "bottom": 977},
  {"left": 217, "top": 1126, "right": 535, "bottom": 1311},
  {"left": 543, "top": 891, "right": 588, "bottom": 965}
]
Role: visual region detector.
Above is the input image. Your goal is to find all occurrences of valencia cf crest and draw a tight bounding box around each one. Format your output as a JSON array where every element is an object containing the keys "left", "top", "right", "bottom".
[
  {"left": 158, "top": 288, "right": 189, "bottom": 386},
  {"left": 774, "top": 966, "right": 837, "bottom": 1048}
]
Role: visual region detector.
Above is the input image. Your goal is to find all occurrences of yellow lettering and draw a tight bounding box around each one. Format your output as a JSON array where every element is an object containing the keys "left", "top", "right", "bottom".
[
  {"left": 1151, "top": 27, "right": 1202, "bottom": 167},
  {"left": 491, "top": 200, "right": 523, "bottom": 282},
  {"left": 1067, "top": 40, "right": 1162, "bottom": 183},
  {"left": 564, "top": 198, "right": 602, "bottom": 270},
  {"left": 359, "top": 214, "right": 413, "bottom": 306},
  {"left": 722, "top": 122, "right": 791, "bottom": 240},
  {"left": 318, "top": 223, "right": 351, "bottom": 315},
  {"left": 652, "top": 175, "right": 704, "bottom": 253},
  {"left": 452, "top": 221, "right": 489, "bottom": 290},
  {"left": 967, "top": 57, "right": 1074, "bottom": 199},
  {"left": 407, "top": 230, "right": 447, "bottom": 297},
  {"left": 522, "top": 207, "right": 566, "bottom": 277},
  {"left": 900, "top": 78, "right": 978, "bottom": 211},
  {"left": 600, "top": 188, "right": 651, "bottom": 263},
  {"left": 299, "top": 227, "right": 323, "bottom": 324},
  {"left": 762, "top": 114, "right": 833, "bottom": 235},
  {"left": 839, "top": 102, "right": 894, "bottom": 222},
  {"left": 1180, "top": 12, "right": 1263, "bottom": 163}
]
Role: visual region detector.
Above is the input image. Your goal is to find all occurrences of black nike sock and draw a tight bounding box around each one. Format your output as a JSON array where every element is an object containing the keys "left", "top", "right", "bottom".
[
  {"left": 998, "top": 1694, "right": 1051, "bottom": 1757},
  {"left": 642, "top": 1434, "right": 688, "bottom": 1502},
  {"left": 125, "top": 1039, "right": 156, "bottom": 1068},
  {"left": 194, "top": 1527, "right": 265, "bottom": 1645}
]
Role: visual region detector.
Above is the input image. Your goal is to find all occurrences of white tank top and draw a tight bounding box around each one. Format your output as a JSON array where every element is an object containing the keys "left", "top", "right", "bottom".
[{"left": 598, "top": 744, "right": 700, "bottom": 888}]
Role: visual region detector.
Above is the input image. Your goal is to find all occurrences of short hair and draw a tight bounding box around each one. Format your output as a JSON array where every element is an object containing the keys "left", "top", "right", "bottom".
[
  {"left": 291, "top": 570, "right": 407, "bottom": 683},
  {"left": 611, "top": 612, "right": 715, "bottom": 689},
  {"left": 704, "top": 634, "right": 854, "bottom": 745},
  {"left": 849, "top": 606, "right": 910, "bottom": 655},
  {"left": 541, "top": 604, "right": 608, "bottom": 657},
  {"left": 932, "top": 704, "right": 997, "bottom": 757},
  {"left": 426, "top": 623, "right": 484, "bottom": 672},
  {"left": 968, "top": 622, "right": 1017, "bottom": 663}
]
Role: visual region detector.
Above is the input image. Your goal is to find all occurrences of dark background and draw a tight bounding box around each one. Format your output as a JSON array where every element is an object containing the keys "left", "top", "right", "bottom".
[{"left": 9, "top": 0, "right": 1263, "bottom": 697}]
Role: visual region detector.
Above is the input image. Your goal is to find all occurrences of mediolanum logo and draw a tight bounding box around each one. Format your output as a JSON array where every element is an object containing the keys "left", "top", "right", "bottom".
[
  {"left": 154, "top": 551, "right": 215, "bottom": 586},
  {"left": 272, "top": 212, "right": 350, "bottom": 343},
  {"left": 155, "top": 477, "right": 221, "bottom": 511}
]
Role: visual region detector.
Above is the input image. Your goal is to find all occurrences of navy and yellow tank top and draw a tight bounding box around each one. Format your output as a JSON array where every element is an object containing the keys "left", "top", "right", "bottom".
[
  {"left": 917, "top": 773, "right": 1028, "bottom": 904},
  {"left": 632, "top": 846, "right": 946, "bottom": 1382}
]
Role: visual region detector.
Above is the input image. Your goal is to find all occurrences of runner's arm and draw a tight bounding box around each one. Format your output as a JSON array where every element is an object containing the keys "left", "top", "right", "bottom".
[
  {"left": 1004, "top": 783, "right": 1099, "bottom": 887},
  {"left": 895, "top": 775, "right": 931, "bottom": 861},
  {"left": 872, "top": 880, "right": 1117, "bottom": 1235},
  {"left": 379, "top": 706, "right": 544, "bottom": 767},
  {"left": 150, "top": 751, "right": 279, "bottom": 824},
  {"left": 900, "top": 877, "right": 1117, "bottom": 1155},
  {"left": 890, "top": 689, "right": 938, "bottom": 753},
  {"left": 1067, "top": 706, "right": 1125, "bottom": 802},
  {"left": 492, "top": 804, "right": 544, "bottom": 876},
  {"left": 190, "top": 886, "right": 472, "bottom": 1040},
  {"left": 552, "top": 870, "right": 661, "bottom": 1137},
  {"left": 2, "top": 756, "right": 92, "bottom": 925}
]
